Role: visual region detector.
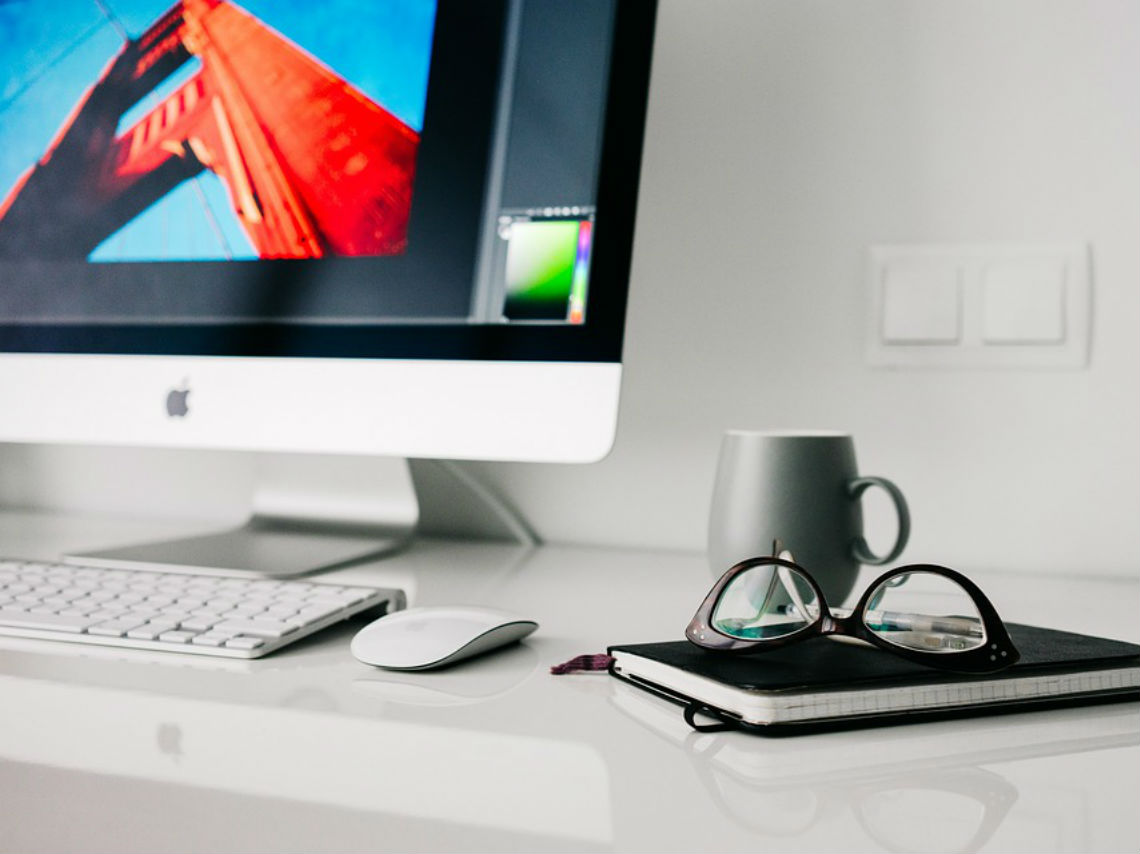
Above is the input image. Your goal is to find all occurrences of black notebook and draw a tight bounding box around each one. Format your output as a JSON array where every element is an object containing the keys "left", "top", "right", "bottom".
[{"left": 608, "top": 624, "right": 1140, "bottom": 735}]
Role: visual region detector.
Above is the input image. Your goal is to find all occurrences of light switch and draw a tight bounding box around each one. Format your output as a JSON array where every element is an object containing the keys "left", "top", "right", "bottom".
[
  {"left": 881, "top": 265, "right": 960, "bottom": 344},
  {"left": 982, "top": 262, "right": 1066, "bottom": 343},
  {"left": 867, "top": 243, "right": 1089, "bottom": 369}
]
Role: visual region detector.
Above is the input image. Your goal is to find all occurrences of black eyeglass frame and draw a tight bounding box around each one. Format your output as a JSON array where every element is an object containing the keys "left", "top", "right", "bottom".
[{"left": 686, "top": 557, "right": 1020, "bottom": 674}]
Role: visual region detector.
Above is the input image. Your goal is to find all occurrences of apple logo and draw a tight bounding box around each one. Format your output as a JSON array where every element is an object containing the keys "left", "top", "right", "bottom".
[{"left": 165, "top": 383, "right": 190, "bottom": 418}]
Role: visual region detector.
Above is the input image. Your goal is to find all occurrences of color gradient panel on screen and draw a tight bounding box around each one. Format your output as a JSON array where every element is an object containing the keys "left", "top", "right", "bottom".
[{"left": 503, "top": 220, "right": 593, "bottom": 322}]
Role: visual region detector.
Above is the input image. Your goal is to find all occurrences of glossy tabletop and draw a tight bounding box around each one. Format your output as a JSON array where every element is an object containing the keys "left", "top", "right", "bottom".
[{"left": 0, "top": 511, "right": 1137, "bottom": 853}]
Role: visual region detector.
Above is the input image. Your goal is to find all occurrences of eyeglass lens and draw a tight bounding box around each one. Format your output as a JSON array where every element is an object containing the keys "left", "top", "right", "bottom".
[
  {"left": 711, "top": 564, "right": 821, "bottom": 640},
  {"left": 863, "top": 570, "right": 987, "bottom": 653}
]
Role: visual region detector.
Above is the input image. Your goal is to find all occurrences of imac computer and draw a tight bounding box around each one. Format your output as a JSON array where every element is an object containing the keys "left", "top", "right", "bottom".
[{"left": 0, "top": 0, "right": 657, "bottom": 576}]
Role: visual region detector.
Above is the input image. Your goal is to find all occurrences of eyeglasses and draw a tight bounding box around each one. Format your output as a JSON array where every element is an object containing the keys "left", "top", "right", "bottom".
[{"left": 686, "top": 556, "right": 1019, "bottom": 673}]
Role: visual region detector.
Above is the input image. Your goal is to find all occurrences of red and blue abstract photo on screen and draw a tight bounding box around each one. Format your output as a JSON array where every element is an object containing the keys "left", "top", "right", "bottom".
[{"left": 0, "top": 0, "right": 436, "bottom": 261}]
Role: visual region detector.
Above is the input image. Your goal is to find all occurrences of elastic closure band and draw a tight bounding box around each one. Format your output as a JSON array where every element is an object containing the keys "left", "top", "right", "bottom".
[{"left": 683, "top": 701, "right": 737, "bottom": 733}]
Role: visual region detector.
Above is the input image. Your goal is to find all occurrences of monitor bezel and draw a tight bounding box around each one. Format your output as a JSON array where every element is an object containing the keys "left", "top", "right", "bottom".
[{"left": 0, "top": 0, "right": 658, "bottom": 366}]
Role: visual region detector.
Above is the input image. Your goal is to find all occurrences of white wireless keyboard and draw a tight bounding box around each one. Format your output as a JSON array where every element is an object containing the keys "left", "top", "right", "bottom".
[{"left": 0, "top": 558, "right": 404, "bottom": 658}]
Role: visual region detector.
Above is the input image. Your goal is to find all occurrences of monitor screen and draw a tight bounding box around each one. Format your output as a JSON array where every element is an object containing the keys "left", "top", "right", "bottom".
[{"left": 0, "top": 0, "right": 653, "bottom": 363}]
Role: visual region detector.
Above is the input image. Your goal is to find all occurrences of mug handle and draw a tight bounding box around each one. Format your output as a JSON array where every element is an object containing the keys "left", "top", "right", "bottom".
[{"left": 846, "top": 476, "right": 910, "bottom": 566}]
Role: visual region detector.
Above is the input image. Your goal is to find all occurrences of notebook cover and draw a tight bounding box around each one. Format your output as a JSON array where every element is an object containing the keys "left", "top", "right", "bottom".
[{"left": 608, "top": 624, "right": 1140, "bottom": 734}]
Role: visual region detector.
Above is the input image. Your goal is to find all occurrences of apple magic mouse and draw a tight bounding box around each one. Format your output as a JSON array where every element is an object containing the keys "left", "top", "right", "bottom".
[{"left": 350, "top": 605, "right": 538, "bottom": 670}]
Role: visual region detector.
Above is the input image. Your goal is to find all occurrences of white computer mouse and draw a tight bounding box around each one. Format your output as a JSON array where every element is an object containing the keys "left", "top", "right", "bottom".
[{"left": 350, "top": 606, "right": 538, "bottom": 671}]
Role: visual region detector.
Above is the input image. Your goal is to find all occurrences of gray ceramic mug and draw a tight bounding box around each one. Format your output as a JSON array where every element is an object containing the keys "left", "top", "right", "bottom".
[{"left": 707, "top": 430, "right": 910, "bottom": 604}]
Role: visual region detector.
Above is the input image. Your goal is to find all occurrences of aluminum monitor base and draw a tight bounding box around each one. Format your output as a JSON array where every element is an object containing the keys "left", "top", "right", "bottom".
[{"left": 66, "top": 456, "right": 535, "bottom": 578}]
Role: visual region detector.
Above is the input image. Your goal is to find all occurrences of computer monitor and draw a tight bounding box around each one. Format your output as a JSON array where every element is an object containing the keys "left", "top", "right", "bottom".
[{"left": 0, "top": 0, "right": 657, "bottom": 575}]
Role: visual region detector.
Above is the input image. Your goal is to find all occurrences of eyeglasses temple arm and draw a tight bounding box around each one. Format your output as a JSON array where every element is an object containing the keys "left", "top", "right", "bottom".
[{"left": 776, "top": 565, "right": 813, "bottom": 621}]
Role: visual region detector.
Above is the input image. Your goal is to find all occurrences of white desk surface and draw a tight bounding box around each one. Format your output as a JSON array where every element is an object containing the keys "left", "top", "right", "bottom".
[{"left": 0, "top": 510, "right": 1137, "bottom": 853}]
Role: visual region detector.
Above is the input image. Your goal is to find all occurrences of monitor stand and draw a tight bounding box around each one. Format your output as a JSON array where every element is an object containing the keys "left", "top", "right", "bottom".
[{"left": 65, "top": 455, "right": 537, "bottom": 577}]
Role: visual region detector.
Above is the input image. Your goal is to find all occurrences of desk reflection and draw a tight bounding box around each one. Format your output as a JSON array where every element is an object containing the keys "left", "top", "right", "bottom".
[
  {"left": 611, "top": 681, "right": 1140, "bottom": 853},
  {"left": 351, "top": 640, "right": 539, "bottom": 707},
  {"left": 0, "top": 657, "right": 610, "bottom": 852}
]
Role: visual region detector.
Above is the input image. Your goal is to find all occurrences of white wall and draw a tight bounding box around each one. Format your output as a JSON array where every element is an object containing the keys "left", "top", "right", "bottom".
[
  {"left": 2, "top": 0, "right": 1138, "bottom": 575},
  {"left": 468, "top": 0, "right": 1140, "bottom": 574}
]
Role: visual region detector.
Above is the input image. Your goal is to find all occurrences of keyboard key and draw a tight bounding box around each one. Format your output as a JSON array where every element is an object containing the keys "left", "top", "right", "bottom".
[
  {"left": 211, "top": 618, "right": 299, "bottom": 638},
  {"left": 227, "top": 604, "right": 265, "bottom": 617},
  {"left": 293, "top": 606, "right": 342, "bottom": 626},
  {"left": 264, "top": 604, "right": 300, "bottom": 617},
  {"left": 179, "top": 615, "right": 220, "bottom": 632},
  {"left": 202, "top": 598, "right": 241, "bottom": 612},
  {"left": 126, "top": 625, "right": 165, "bottom": 640},
  {"left": 89, "top": 618, "right": 149, "bottom": 637},
  {"left": 225, "top": 636, "right": 265, "bottom": 650},
  {"left": 239, "top": 597, "right": 276, "bottom": 609},
  {"left": 158, "top": 630, "right": 197, "bottom": 644},
  {"left": 191, "top": 633, "right": 230, "bottom": 647},
  {"left": 142, "top": 619, "right": 181, "bottom": 634},
  {"left": 155, "top": 610, "right": 191, "bottom": 623},
  {"left": 0, "top": 609, "right": 98, "bottom": 633},
  {"left": 123, "top": 610, "right": 160, "bottom": 623},
  {"left": 89, "top": 608, "right": 129, "bottom": 620}
]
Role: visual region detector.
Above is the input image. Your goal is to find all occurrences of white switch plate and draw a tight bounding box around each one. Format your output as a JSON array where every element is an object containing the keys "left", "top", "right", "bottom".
[
  {"left": 982, "top": 261, "right": 1066, "bottom": 343},
  {"left": 867, "top": 243, "right": 1091, "bottom": 369},
  {"left": 881, "top": 264, "right": 961, "bottom": 344}
]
